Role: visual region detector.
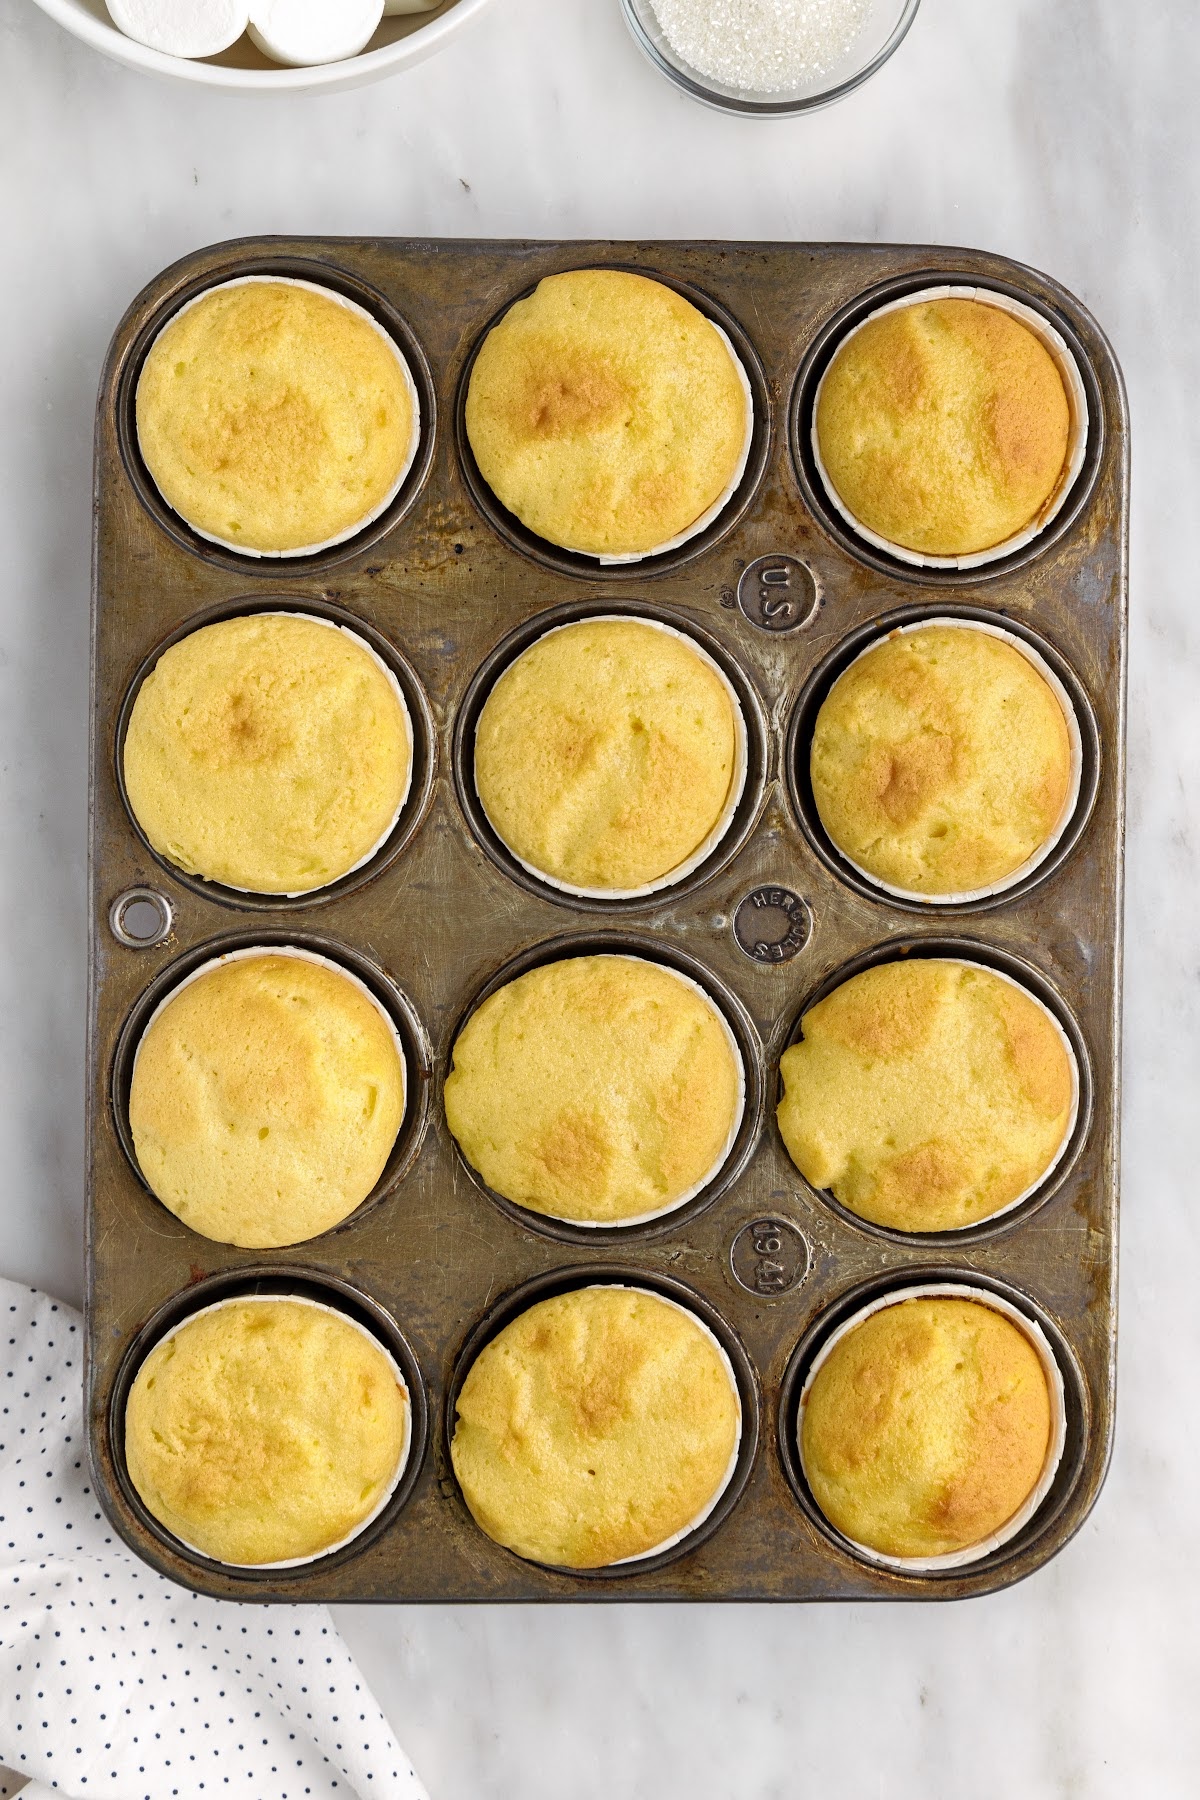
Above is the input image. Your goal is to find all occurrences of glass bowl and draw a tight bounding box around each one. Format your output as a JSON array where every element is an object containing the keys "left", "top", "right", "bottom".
[{"left": 620, "top": 0, "right": 922, "bottom": 117}]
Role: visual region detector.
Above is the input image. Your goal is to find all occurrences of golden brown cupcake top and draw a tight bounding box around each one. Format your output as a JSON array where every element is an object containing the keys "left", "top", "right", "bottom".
[
  {"left": 451, "top": 1285, "right": 740, "bottom": 1568},
  {"left": 443, "top": 955, "right": 743, "bottom": 1225},
  {"left": 136, "top": 279, "right": 416, "bottom": 554},
  {"left": 465, "top": 269, "right": 750, "bottom": 557},
  {"left": 125, "top": 1298, "right": 409, "bottom": 1565},
  {"left": 810, "top": 624, "right": 1074, "bottom": 896},
  {"left": 475, "top": 618, "right": 741, "bottom": 892},
  {"left": 130, "top": 952, "right": 405, "bottom": 1249},
  {"left": 123, "top": 613, "right": 412, "bottom": 895},
  {"left": 816, "top": 296, "right": 1071, "bottom": 557},
  {"left": 801, "top": 1295, "right": 1053, "bottom": 1559},
  {"left": 777, "top": 960, "right": 1075, "bottom": 1232}
]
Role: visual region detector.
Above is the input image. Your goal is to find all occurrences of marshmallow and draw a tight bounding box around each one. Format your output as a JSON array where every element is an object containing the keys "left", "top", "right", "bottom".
[
  {"left": 105, "top": 0, "right": 249, "bottom": 57},
  {"left": 247, "top": 0, "right": 385, "bottom": 64}
]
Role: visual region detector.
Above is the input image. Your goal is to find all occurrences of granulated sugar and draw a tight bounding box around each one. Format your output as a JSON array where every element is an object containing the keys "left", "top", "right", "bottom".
[{"left": 649, "top": 0, "right": 872, "bottom": 94}]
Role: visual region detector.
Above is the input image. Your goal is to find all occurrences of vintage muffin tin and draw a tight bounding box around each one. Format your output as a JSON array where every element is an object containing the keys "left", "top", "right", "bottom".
[{"left": 87, "top": 238, "right": 1127, "bottom": 1602}]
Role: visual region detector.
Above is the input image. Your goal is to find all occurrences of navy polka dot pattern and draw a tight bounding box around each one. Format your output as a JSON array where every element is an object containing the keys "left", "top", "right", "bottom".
[{"left": 0, "top": 1281, "right": 428, "bottom": 1800}]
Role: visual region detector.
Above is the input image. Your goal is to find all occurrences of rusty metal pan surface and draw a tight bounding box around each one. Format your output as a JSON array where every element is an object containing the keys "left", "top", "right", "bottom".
[{"left": 87, "top": 238, "right": 1128, "bottom": 1602}]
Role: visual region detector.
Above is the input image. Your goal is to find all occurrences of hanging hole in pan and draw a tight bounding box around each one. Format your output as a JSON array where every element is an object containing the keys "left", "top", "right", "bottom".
[{"left": 109, "top": 887, "right": 173, "bottom": 949}]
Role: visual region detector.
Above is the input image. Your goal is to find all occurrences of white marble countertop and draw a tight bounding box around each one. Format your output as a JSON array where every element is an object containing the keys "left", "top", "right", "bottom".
[{"left": 1, "top": 0, "right": 1196, "bottom": 1794}]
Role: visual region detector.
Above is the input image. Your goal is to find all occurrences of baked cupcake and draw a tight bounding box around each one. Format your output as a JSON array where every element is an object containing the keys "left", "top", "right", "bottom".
[
  {"left": 800, "top": 1293, "right": 1056, "bottom": 1561},
  {"left": 815, "top": 294, "right": 1073, "bottom": 559},
  {"left": 475, "top": 617, "right": 744, "bottom": 894},
  {"left": 136, "top": 278, "right": 419, "bottom": 555},
  {"left": 810, "top": 623, "right": 1076, "bottom": 898},
  {"left": 451, "top": 1285, "right": 740, "bottom": 1568},
  {"left": 123, "top": 613, "right": 413, "bottom": 895},
  {"left": 465, "top": 269, "right": 751, "bottom": 559},
  {"left": 129, "top": 951, "right": 406, "bottom": 1248},
  {"left": 777, "top": 959, "right": 1076, "bottom": 1232},
  {"left": 125, "top": 1297, "right": 410, "bottom": 1565},
  {"left": 443, "top": 954, "right": 743, "bottom": 1225}
]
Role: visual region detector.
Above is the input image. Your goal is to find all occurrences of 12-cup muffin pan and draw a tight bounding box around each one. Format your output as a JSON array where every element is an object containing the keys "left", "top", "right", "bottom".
[{"left": 87, "top": 238, "right": 1128, "bottom": 1602}]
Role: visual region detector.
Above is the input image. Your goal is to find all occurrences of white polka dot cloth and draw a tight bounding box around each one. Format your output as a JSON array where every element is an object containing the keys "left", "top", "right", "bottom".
[{"left": 0, "top": 1280, "right": 429, "bottom": 1800}]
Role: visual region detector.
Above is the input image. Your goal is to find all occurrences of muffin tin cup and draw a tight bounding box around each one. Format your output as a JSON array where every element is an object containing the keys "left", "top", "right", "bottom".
[
  {"left": 780, "top": 948, "right": 1085, "bottom": 1239},
  {"left": 455, "top": 269, "right": 773, "bottom": 583},
  {"left": 135, "top": 274, "right": 424, "bottom": 562},
  {"left": 447, "top": 948, "right": 750, "bottom": 1232},
  {"left": 797, "top": 613, "right": 1090, "bottom": 908},
  {"left": 115, "top": 937, "right": 430, "bottom": 1246},
  {"left": 108, "top": 1270, "right": 430, "bottom": 1581},
  {"left": 473, "top": 613, "right": 750, "bottom": 903},
  {"left": 122, "top": 1291, "right": 415, "bottom": 1572},
  {"left": 115, "top": 595, "right": 438, "bottom": 912},
  {"left": 795, "top": 1281, "right": 1068, "bottom": 1573},
  {"left": 88, "top": 238, "right": 1125, "bottom": 1604},
  {"left": 451, "top": 1282, "right": 744, "bottom": 1571},
  {"left": 455, "top": 598, "right": 769, "bottom": 913},
  {"left": 123, "top": 609, "right": 416, "bottom": 901},
  {"left": 444, "top": 1269, "right": 759, "bottom": 1578},
  {"left": 810, "top": 284, "right": 1091, "bottom": 571}
]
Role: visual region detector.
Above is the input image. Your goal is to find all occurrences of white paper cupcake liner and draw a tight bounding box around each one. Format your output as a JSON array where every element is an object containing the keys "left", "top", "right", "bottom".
[
  {"left": 134, "top": 608, "right": 416, "bottom": 899},
  {"left": 475, "top": 613, "right": 749, "bottom": 902},
  {"left": 797, "top": 1281, "right": 1067, "bottom": 1573},
  {"left": 573, "top": 317, "right": 755, "bottom": 566},
  {"left": 811, "top": 284, "right": 1090, "bottom": 570},
  {"left": 137, "top": 274, "right": 423, "bottom": 559},
  {"left": 129, "top": 1290, "right": 413, "bottom": 1571},
  {"left": 819, "top": 616, "right": 1084, "bottom": 905},
  {"left": 529, "top": 1283, "right": 744, "bottom": 1569},
  {"left": 802, "top": 954, "right": 1080, "bottom": 1232},
  {"left": 131, "top": 942, "right": 408, "bottom": 1115},
  {"left": 469, "top": 952, "right": 746, "bottom": 1231}
]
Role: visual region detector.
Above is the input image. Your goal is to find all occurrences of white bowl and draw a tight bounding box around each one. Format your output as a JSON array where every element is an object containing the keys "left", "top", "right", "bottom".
[{"left": 29, "top": 0, "right": 494, "bottom": 93}]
